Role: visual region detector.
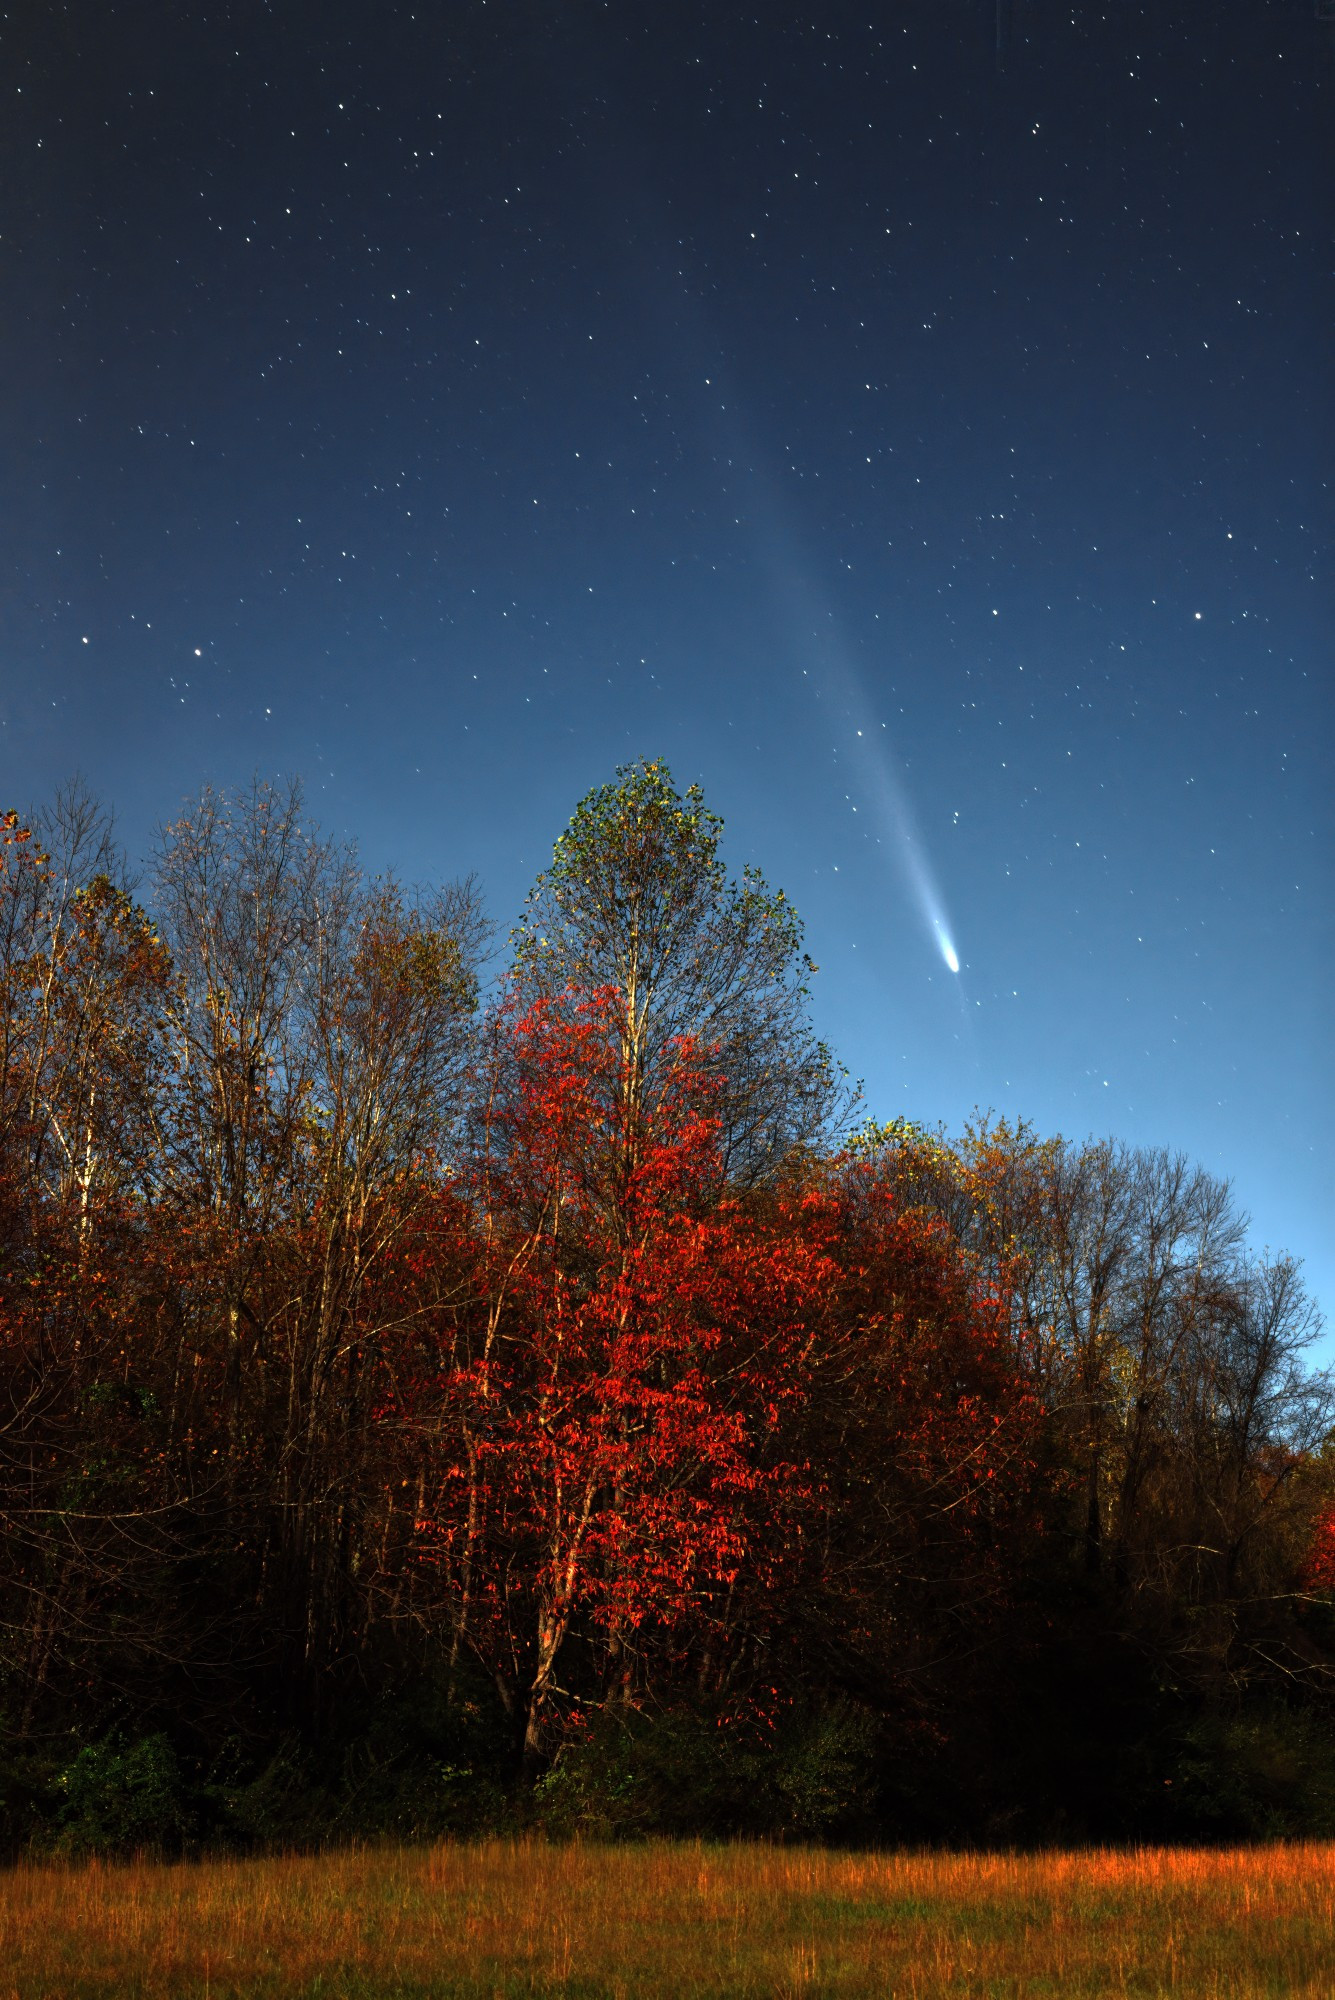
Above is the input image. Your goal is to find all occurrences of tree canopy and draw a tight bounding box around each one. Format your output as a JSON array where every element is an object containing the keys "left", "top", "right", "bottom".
[
  {"left": 510, "top": 759, "right": 849, "bottom": 1192},
  {"left": 0, "top": 768, "right": 1332, "bottom": 1855}
]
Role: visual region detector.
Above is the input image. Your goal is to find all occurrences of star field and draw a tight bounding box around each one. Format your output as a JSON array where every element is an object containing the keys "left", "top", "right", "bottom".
[{"left": 2, "top": 1, "right": 1330, "bottom": 1321}]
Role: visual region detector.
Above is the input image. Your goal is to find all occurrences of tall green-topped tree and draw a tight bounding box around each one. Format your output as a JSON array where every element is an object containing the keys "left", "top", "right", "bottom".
[{"left": 510, "top": 759, "right": 849, "bottom": 1196}]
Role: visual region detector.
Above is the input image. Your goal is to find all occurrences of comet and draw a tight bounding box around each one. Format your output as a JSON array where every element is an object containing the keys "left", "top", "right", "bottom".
[
  {"left": 792, "top": 642, "right": 964, "bottom": 980},
  {"left": 833, "top": 686, "right": 963, "bottom": 979},
  {"left": 704, "top": 396, "right": 964, "bottom": 981}
]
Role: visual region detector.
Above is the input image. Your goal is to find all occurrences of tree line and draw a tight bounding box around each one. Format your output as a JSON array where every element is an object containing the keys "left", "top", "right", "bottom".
[{"left": 1, "top": 763, "right": 1332, "bottom": 1851}]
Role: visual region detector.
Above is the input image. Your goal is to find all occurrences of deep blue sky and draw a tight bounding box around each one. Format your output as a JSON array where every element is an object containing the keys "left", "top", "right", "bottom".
[{"left": 4, "top": 1, "right": 1331, "bottom": 1322}]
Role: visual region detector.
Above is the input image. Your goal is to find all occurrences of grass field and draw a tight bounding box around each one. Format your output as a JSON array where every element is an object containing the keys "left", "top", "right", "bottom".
[{"left": 2, "top": 1837, "right": 1334, "bottom": 1998}]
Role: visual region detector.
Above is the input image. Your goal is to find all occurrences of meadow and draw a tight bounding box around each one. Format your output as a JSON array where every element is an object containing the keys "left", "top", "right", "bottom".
[{"left": 2, "top": 1838, "right": 1334, "bottom": 1999}]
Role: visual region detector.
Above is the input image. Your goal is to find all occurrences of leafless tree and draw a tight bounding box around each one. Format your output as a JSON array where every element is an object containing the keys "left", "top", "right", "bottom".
[{"left": 149, "top": 776, "right": 489, "bottom": 1698}]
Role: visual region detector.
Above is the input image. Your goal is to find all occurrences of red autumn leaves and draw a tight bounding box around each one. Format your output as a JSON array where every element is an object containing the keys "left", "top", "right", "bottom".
[{"left": 400, "top": 985, "right": 1045, "bottom": 1763}]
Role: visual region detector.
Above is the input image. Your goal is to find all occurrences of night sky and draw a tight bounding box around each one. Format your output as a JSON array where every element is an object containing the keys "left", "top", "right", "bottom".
[{"left": 4, "top": 2, "right": 1331, "bottom": 1322}]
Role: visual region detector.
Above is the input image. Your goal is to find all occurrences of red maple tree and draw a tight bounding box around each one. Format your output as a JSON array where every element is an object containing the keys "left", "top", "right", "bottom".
[{"left": 412, "top": 987, "right": 830, "bottom": 1766}]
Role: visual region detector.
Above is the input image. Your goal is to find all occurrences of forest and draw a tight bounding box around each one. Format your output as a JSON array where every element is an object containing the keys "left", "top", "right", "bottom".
[{"left": 1, "top": 760, "right": 1332, "bottom": 1856}]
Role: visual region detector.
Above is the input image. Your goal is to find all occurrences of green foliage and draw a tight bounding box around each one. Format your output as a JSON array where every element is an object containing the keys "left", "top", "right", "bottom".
[
  {"left": 532, "top": 1708, "right": 733, "bottom": 1838},
  {"left": 531, "top": 1701, "right": 879, "bottom": 1841},
  {"left": 1164, "top": 1706, "right": 1335, "bottom": 1839},
  {"left": 206, "top": 1675, "right": 515, "bottom": 1849},
  {"left": 53, "top": 1734, "right": 191, "bottom": 1857},
  {"left": 510, "top": 759, "right": 846, "bottom": 1185},
  {"left": 847, "top": 1114, "right": 950, "bottom": 1156},
  {"left": 770, "top": 1703, "right": 880, "bottom": 1837},
  {"left": 202, "top": 1735, "right": 324, "bottom": 1850}
]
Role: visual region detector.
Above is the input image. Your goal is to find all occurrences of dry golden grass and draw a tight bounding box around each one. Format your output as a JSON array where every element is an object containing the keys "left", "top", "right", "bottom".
[{"left": 2, "top": 1837, "right": 1334, "bottom": 1998}]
